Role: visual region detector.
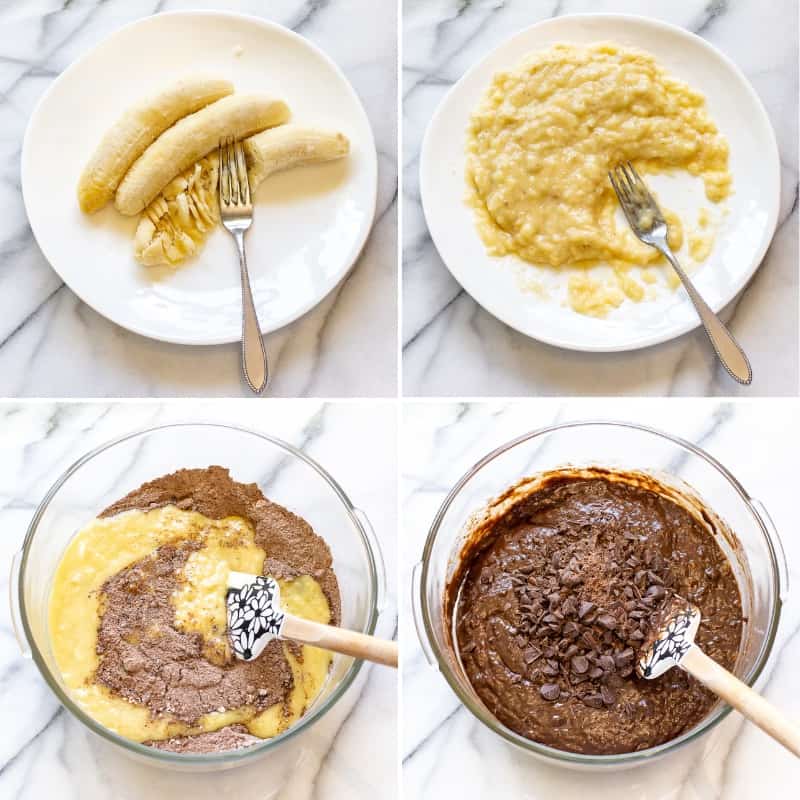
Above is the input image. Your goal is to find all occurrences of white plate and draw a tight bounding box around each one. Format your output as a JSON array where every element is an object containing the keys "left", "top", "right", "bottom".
[
  {"left": 420, "top": 14, "right": 780, "bottom": 353},
  {"left": 22, "top": 11, "right": 377, "bottom": 345}
]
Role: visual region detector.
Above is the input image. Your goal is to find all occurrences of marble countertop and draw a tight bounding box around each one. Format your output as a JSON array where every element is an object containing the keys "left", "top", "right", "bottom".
[
  {"left": 0, "top": 400, "right": 397, "bottom": 800},
  {"left": 401, "top": 399, "right": 800, "bottom": 798},
  {"left": 402, "top": 0, "right": 798, "bottom": 397},
  {"left": 0, "top": 0, "right": 397, "bottom": 398}
]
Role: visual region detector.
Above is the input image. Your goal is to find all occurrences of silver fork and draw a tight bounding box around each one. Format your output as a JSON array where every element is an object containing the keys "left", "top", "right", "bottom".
[
  {"left": 609, "top": 162, "right": 752, "bottom": 385},
  {"left": 219, "top": 135, "right": 269, "bottom": 394}
]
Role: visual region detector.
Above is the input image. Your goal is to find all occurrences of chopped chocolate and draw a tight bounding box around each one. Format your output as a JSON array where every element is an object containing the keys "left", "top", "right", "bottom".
[{"left": 540, "top": 683, "right": 561, "bottom": 701}]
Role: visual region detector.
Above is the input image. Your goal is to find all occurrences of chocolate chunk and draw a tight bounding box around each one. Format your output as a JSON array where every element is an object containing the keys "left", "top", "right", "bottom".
[
  {"left": 523, "top": 646, "right": 542, "bottom": 664},
  {"left": 597, "top": 613, "right": 617, "bottom": 630},
  {"left": 562, "top": 621, "right": 580, "bottom": 639},
  {"left": 581, "top": 693, "right": 604, "bottom": 709},
  {"left": 645, "top": 584, "right": 666, "bottom": 601},
  {"left": 540, "top": 683, "right": 561, "bottom": 701},
  {"left": 599, "top": 654, "right": 616, "bottom": 672},
  {"left": 577, "top": 601, "right": 596, "bottom": 619},
  {"left": 582, "top": 631, "right": 599, "bottom": 650},
  {"left": 614, "top": 648, "right": 634, "bottom": 667},
  {"left": 600, "top": 685, "right": 617, "bottom": 706},
  {"left": 571, "top": 655, "right": 589, "bottom": 674},
  {"left": 560, "top": 570, "right": 583, "bottom": 587}
]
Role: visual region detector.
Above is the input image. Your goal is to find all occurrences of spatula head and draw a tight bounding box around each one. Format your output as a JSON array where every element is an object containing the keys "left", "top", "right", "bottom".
[
  {"left": 637, "top": 596, "right": 701, "bottom": 680},
  {"left": 226, "top": 573, "right": 286, "bottom": 661}
]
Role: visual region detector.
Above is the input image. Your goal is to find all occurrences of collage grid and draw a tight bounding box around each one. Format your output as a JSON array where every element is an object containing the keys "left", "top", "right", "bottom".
[{"left": 0, "top": 1, "right": 798, "bottom": 799}]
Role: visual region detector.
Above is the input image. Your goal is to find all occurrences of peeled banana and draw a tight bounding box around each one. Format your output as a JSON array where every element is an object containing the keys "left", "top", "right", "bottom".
[
  {"left": 115, "top": 94, "right": 290, "bottom": 216},
  {"left": 77, "top": 77, "right": 234, "bottom": 214},
  {"left": 134, "top": 125, "right": 350, "bottom": 266},
  {"left": 244, "top": 125, "right": 350, "bottom": 189}
]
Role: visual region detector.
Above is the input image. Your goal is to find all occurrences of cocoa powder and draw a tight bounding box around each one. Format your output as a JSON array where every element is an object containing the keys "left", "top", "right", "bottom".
[
  {"left": 94, "top": 467, "right": 341, "bottom": 752},
  {"left": 147, "top": 724, "right": 262, "bottom": 754}
]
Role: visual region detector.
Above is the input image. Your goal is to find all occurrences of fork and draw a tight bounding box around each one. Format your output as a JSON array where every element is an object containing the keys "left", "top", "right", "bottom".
[
  {"left": 219, "top": 135, "right": 269, "bottom": 394},
  {"left": 609, "top": 162, "right": 752, "bottom": 385}
]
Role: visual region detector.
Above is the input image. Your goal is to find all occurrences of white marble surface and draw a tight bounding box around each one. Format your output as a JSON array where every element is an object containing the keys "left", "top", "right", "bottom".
[
  {"left": 401, "top": 399, "right": 800, "bottom": 798},
  {"left": 402, "top": 0, "right": 799, "bottom": 397},
  {"left": 0, "top": 400, "right": 397, "bottom": 800},
  {"left": 0, "top": 0, "right": 397, "bottom": 398}
]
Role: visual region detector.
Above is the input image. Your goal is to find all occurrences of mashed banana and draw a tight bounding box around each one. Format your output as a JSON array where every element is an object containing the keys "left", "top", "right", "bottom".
[{"left": 466, "top": 42, "right": 732, "bottom": 316}]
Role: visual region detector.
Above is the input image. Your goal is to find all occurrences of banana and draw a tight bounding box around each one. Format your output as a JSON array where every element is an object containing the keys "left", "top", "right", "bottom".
[
  {"left": 134, "top": 126, "right": 350, "bottom": 266},
  {"left": 115, "top": 94, "right": 290, "bottom": 216},
  {"left": 243, "top": 125, "right": 350, "bottom": 190},
  {"left": 77, "top": 77, "right": 234, "bottom": 214}
]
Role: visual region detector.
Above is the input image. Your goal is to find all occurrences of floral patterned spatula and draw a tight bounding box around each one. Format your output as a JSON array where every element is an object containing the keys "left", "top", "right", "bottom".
[
  {"left": 637, "top": 595, "right": 799, "bottom": 757},
  {"left": 226, "top": 571, "right": 397, "bottom": 667}
]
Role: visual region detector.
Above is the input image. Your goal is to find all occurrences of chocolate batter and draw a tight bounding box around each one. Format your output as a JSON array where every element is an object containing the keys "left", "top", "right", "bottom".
[
  {"left": 450, "top": 472, "right": 743, "bottom": 754},
  {"left": 96, "top": 466, "right": 341, "bottom": 753}
]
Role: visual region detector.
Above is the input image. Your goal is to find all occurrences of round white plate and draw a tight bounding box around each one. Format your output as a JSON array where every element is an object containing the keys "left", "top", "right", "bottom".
[
  {"left": 22, "top": 11, "right": 377, "bottom": 345},
  {"left": 420, "top": 14, "right": 780, "bottom": 353}
]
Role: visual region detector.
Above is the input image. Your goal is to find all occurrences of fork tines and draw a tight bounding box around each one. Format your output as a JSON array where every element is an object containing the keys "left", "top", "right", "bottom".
[
  {"left": 609, "top": 161, "right": 655, "bottom": 208},
  {"left": 218, "top": 136, "right": 251, "bottom": 210}
]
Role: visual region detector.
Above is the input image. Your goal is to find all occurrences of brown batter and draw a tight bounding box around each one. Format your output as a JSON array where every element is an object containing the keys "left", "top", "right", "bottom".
[
  {"left": 450, "top": 473, "right": 743, "bottom": 754},
  {"left": 96, "top": 466, "right": 340, "bottom": 753}
]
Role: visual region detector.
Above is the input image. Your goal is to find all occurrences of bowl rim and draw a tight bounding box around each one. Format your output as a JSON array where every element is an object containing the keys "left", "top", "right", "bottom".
[
  {"left": 18, "top": 421, "right": 381, "bottom": 766},
  {"left": 418, "top": 419, "right": 783, "bottom": 766}
]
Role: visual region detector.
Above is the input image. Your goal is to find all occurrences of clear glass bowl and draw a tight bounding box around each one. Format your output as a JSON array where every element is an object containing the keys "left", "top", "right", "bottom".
[
  {"left": 412, "top": 421, "right": 788, "bottom": 769},
  {"left": 10, "top": 423, "right": 386, "bottom": 770}
]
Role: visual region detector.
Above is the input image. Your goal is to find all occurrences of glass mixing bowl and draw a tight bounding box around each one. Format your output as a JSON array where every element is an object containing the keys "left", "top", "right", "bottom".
[
  {"left": 9, "top": 423, "right": 386, "bottom": 771},
  {"left": 412, "top": 421, "right": 788, "bottom": 769}
]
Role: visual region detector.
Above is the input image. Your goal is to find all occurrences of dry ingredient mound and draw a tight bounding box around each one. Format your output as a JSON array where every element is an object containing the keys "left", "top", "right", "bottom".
[
  {"left": 148, "top": 724, "right": 262, "bottom": 754},
  {"left": 95, "top": 466, "right": 340, "bottom": 753}
]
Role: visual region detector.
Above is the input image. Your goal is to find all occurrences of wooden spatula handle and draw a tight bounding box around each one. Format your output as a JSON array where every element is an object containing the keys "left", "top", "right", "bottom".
[
  {"left": 282, "top": 613, "right": 398, "bottom": 668},
  {"left": 682, "top": 646, "right": 800, "bottom": 757}
]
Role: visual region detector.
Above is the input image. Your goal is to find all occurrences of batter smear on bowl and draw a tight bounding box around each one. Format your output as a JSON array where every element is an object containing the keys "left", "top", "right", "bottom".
[
  {"left": 48, "top": 467, "right": 340, "bottom": 753},
  {"left": 449, "top": 471, "right": 743, "bottom": 754}
]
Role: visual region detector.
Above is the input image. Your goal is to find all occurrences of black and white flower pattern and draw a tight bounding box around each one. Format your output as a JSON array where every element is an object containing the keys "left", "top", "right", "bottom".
[
  {"left": 638, "top": 607, "right": 698, "bottom": 679},
  {"left": 226, "top": 575, "right": 285, "bottom": 661}
]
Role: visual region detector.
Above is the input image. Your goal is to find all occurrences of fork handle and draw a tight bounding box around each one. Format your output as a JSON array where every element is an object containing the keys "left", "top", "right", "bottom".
[
  {"left": 660, "top": 248, "right": 752, "bottom": 385},
  {"left": 232, "top": 230, "right": 269, "bottom": 394}
]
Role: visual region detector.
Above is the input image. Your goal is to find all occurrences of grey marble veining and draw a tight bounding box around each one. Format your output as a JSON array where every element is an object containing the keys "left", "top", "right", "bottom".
[
  {"left": 401, "top": 399, "right": 800, "bottom": 798},
  {"left": 0, "top": 400, "right": 398, "bottom": 800},
  {"left": 0, "top": 0, "right": 397, "bottom": 398},
  {"left": 402, "top": 0, "right": 799, "bottom": 397}
]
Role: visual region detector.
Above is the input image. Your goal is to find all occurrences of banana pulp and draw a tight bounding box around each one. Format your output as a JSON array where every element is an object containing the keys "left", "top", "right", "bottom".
[
  {"left": 466, "top": 42, "right": 732, "bottom": 317},
  {"left": 48, "top": 505, "right": 332, "bottom": 744},
  {"left": 134, "top": 125, "right": 350, "bottom": 266}
]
